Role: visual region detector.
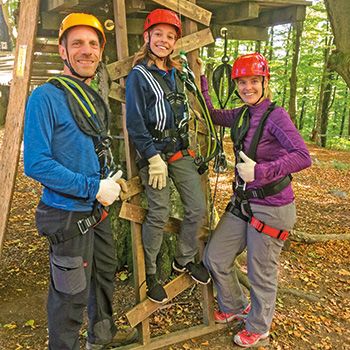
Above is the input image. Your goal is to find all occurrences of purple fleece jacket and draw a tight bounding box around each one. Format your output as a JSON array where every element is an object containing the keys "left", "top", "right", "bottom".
[{"left": 201, "top": 75, "right": 312, "bottom": 206}]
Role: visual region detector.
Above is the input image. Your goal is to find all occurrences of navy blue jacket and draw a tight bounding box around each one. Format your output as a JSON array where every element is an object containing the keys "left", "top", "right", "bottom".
[{"left": 126, "top": 61, "right": 186, "bottom": 160}]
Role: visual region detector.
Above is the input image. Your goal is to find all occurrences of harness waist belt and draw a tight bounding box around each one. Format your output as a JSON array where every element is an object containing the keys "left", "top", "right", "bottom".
[
  {"left": 235, "top": 174, "right": 292, "bottom": 200},
  {"left": 46, "top": 206, "right": 108, "bottom": 245},
  {"left": 150, "top": 128, "right": 179, "bottom": 140},
  {"left": 225, "top": 202, "right": 289, "bottom": 241},
  {"left": 167, "top": 149, "right": 195, "bottom": 164}
]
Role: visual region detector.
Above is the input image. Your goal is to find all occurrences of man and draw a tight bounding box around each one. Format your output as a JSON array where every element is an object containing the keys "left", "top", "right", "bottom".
[{"left": 23, "top": 13, "right": 137, "bottom": 350}]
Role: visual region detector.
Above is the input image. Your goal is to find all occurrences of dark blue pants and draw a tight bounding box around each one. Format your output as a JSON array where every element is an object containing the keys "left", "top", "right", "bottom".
[{"left": 36, "top": 201, "right": 117, "bottom": 350}]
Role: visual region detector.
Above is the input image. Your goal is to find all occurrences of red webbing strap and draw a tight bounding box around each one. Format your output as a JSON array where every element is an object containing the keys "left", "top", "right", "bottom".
[
  {"left": 250, "top": 216, "right": 289, "bottom": 241},
  {"left": 167, "top": 149, "right": 195, "bottom": 164}
]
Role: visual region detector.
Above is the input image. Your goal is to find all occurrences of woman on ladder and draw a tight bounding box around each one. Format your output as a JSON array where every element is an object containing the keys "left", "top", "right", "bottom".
[
  {"left": 125, "top": 9, "right": 210, "bottom": 304},
  {"left": 198, "top": 53, "right": 311, "bottom": 347}
]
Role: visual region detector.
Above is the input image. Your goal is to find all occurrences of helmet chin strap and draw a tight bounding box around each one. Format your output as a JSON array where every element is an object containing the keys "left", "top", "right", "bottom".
[
  {"left": 236, "top": 77, "right": 266, "bottom": 106},
  {"left": 64, "top": 47, "right": 95, "bottom": 82},
  {"left": 146, "top": 30, "right": 170, "bottom": 62}
]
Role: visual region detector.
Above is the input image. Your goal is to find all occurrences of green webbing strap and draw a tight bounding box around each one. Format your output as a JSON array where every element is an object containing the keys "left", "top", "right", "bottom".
[{"left": 47, "top": 76, "right": 96, "bottom": 117}]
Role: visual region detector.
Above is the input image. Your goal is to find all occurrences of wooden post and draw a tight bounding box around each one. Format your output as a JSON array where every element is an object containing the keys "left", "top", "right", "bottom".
[
  {"left": 0, "top": 0, "right": 40, "bottom": 255},
  {"left": 183, "top": 0, "right": 216, "bottom": 327},
  {"left": 113, "top": 0, "right": 150, "bottom": 345}
]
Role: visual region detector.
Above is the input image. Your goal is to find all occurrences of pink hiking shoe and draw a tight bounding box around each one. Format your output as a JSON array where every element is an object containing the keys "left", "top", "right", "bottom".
[
  {"left": 214, "top": 303, "right": 251, "bottom": 323},
  {"left": 233, "top": 329, "right": 269, "bottom": 348}
]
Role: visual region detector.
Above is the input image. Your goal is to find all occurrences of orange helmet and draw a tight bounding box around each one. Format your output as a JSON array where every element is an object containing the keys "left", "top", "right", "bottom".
[
  {"left": 144, "top": 9, "right": 182, "bottom": 37},
  {"left": 59, "top": 13, "right": 106, "bottom": 49},
  {"left": 231, "top": 53, "right": 270, "bottom": 80}
]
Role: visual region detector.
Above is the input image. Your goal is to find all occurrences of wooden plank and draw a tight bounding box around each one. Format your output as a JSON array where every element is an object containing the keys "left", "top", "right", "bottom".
[
  {"left": 119, "top": 202, "right": 182, "bottom": 233},
  {"left": 211, "top": 24, "right": 268, "bottom": 41},
  {"left": 151, "top": 0, "right": 211, "bottom": 26},
  {"left": 0, "top": 0, "right": 40, "bottom": 254},
  {"left": 46, "top": 0, "right": 79, "bottom": 11},
  {"left": 126, "top": 0, "right": 146, "bottom": 14},
  {"left": 126, "top": 274, "right": 195, "bottom": 327},
  {"left": 109, "top": 82, "right": 126, "bottom": 103},
  {"left": 107, "top": 28, "right": 214, "bottom": 81},
  {"left": 114, "top": 323, "right": 226, "bottom": 350},
  {"left": 119, "top": 176, "right": 143, "bottom": 201},
  {"left": 242, "top": 5, "right": 307, "bottom": 27},
  {"left": 214, "top": 2, "right": 260, "bottom": 24},
  {"left": 204, "top": 0, "right": 311, "bottom": 4},
  {"left": 126, "top": 18, "right": 146, "bottom": 35}
]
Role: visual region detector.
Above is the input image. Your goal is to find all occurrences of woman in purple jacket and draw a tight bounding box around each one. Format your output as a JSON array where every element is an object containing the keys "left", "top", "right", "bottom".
[{"left": 200, "top": 53, "right": 311, "bottom": 348}]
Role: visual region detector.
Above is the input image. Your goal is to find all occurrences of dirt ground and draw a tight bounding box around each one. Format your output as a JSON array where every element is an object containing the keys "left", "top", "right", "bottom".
[{"left": 0, "top": 129, "right": 349, "bottom": 350}]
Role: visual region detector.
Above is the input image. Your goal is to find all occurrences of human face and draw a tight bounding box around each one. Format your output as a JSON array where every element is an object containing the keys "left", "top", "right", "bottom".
[
  {"left": 236, "top": 75, "right": 267, "bottom": 105},
  {"left": 59, "top": 25, "right": 102, "bottom": 79},
  {"left": 144, "top": 23, "right": 177, "bottom": 60}
]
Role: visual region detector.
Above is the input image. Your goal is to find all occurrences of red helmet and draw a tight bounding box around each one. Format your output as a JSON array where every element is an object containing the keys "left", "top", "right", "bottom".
[
  {"left": 144, "top": 9, "right": 182, "bottom": 37},
  {"left": 231, "top": 53, "right": 270, "bottom": 80}
]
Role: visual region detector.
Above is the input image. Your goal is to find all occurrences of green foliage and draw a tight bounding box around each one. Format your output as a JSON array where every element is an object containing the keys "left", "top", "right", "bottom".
[
  {"left": 331, "top": 159, "right": 350, "bottom": 170},
  {"left": 327, "top": 137, "right": 350, "bottom": 151}
]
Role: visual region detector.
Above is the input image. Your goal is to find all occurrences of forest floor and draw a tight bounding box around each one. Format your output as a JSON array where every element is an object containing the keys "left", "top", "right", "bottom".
[{"left": 0, "top": 128, "right": 349, "bottom": 350}]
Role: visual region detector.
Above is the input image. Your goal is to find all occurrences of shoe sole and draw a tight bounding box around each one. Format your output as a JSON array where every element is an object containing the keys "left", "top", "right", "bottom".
[
  {"left": 172, "top": 262, "right": 211, "bottom": 285},
  {"left": 147, "top": 295, "right": 169, "bottom": 304},
  {"left": 215, "top": 315, "right": 246, "bottom": 323},
  {"left": 233, "top": 332, "right": 269, "bottom": 348}
]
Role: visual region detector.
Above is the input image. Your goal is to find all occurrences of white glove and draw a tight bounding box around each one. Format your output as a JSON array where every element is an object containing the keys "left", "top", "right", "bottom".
[
  {"left": 236, "top": 151, "right": 256, "bottom": 183},
  {"left": 148, "top": 154, "right": 168, "bottom": 190},
  {"left": 96, "top": 170, "right": 122, "bottom": 206}
]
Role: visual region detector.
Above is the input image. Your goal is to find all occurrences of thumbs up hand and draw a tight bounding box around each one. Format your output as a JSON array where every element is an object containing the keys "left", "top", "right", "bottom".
[{"left": 236, "top": 151, "right": 256, "bottom": 183}]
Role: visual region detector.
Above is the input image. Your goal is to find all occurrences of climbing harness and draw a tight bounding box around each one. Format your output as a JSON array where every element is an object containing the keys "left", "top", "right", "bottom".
[
  {"left": 211, "top": 28, "right": 236, "bottom": 173},
  {"left": 212, "top": 28, "right": 235, "bottom": 110},
  {"left": 48, "top": 75, "right": 115, "bottom": 180},
  {"left": 47, "top": 75, "right": 116, "bottom": 240},
  {"left": 179, "top": 51, "right": 221, "bottom": 174},
  {"left": 228, "top": 102, "right": 292, "bottom": 241}
]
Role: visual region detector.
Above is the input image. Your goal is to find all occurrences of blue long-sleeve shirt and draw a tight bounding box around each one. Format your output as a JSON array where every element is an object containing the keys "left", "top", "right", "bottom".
[{"left": 23, "top": 82, "right": 100, "bottom": 211}]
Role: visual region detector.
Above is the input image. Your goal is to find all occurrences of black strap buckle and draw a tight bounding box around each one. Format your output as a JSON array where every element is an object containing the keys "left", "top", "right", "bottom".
[{"left": 76, "top": 215, "right": 98, "bottom": 235}]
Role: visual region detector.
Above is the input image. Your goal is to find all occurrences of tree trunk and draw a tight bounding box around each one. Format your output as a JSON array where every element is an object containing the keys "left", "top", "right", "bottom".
[
  {"left": 281, "top": 25, "right": 292, "bottom": 108},
  {"left": 312, "top": 33, "right": 332, "bottom": 144},
  {"left": 298, "top": 84, "right": 308, "bottom": 131},
  {"left": 324, "top": 0, "right": 350, "bottom": 88},
  {"left": 339, "top": 88, "right": 348, "bottom": 137},
  {"left": 288, "top": 20, "right": 303, "bottom": 126},
  {"left": 0, "top": 86, "right": 9, "bottom": 126}
]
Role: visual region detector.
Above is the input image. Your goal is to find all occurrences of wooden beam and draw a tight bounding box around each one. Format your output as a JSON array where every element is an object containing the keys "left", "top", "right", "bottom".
[
  {"left": 109, "top": 82, "right": 126, "bottom": 103},
  {"left": 211, "top": 24, "right": 268, "bottom": 41},
  {"left": 126, "top": 18, "right": 146, "bottom": 35},
  {"left": 46, "top": 0, "right": 79, "bottom": 11},
  {"left": 107, "top": 28, "right": 214, "bottom": 81},
  {"left": 241, "top": 5, "right": 307, "bottom": 27},
  {"left": 119, "top": 176, "right": 143, "bottom": 201},
  {"left": 126, "top": 274, "right": 194, "bottom": 327},
  {"left": 115, "top": 324, "right": 226, "bottom": 350},
  {"left": 151, "top": 0, "right": 212, "bottom": 26},
  {"left": 126, "top": 0, "right": 146, "bottom": 14},
  {"left": 214, "top": 2, "right": 260, "bottom": 24},
  {"left": 0, "top": 0, "right": 40, "bottom": 254},
  {"left": 119, "top": 202, "right": 182, "bottom": 233}
]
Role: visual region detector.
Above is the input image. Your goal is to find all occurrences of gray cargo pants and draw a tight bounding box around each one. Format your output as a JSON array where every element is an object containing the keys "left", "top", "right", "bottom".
[
  {"left": 36, "top": 201, "right": 117, "bottom": 350},
  {"left": 203, "top": 201, "right": 296, "bottom": 334},
  {"left": 139, "top": 155, "right": 206, "bottom": 275}
]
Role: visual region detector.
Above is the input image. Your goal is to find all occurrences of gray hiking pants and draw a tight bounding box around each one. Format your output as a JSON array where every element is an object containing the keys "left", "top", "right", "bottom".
[
  {"left": 139, "top": 155, "right": 206, "bottom": 275},
  {"left": 203, "top": 201, "right": 296, "bottom": 333},
  {"left": 36, "top": 201, "right": 117, "bottom": 350}
]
